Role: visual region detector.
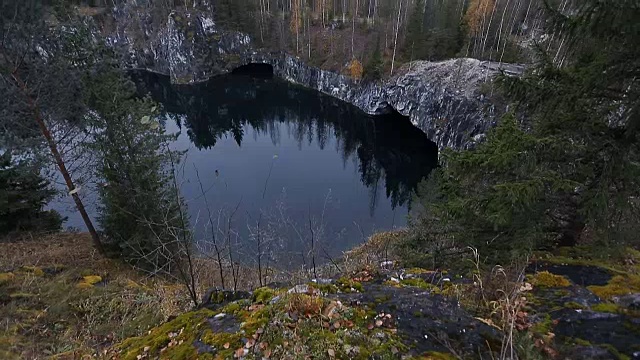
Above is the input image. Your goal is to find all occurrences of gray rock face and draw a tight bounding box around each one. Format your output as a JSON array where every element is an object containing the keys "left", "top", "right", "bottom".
[{"left": 101, "top": 3, "right": 521, "bottom": 150}]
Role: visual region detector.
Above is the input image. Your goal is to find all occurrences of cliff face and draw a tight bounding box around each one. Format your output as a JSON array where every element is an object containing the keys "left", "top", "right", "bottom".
[{"left": 101, "top": 3, "right": 520, "bottom": 150}]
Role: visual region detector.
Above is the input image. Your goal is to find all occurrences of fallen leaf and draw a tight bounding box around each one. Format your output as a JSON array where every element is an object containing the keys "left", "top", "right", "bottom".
[
  {"left": 345, "top": 320, "right": 354, "bottom": 328},
  {"left": 223, "top": 342, "right": 230, "bottom": 349},
  {"left": 234, "top": 347, "right": 245, "bottom": 358},
  {"left": 327, "top": 349, "right": 335, "bottom": 357}
]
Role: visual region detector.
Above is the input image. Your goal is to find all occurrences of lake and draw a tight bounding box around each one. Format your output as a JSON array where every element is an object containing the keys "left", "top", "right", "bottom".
[{"left": 57, "top": 70, "right": 437, "bottom": 267}]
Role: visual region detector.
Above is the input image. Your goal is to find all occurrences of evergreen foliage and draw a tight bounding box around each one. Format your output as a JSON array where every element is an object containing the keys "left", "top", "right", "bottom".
[
  {"left": 408, "top": 0, "right": 640, "bottom": 266},
  {"left": 83, "top": 62, "right": 189, "bottom": 268},
  {"left": 0, "top": 152, "right": 64, "bottom": 234},
  {"left": 364, "top": 37, "right": 384, "bottom": 80}
]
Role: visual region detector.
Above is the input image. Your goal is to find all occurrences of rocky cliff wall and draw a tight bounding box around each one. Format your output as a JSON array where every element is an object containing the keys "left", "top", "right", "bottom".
[{"left": 101, "top": 3, "right": 522, "bottom": 150}]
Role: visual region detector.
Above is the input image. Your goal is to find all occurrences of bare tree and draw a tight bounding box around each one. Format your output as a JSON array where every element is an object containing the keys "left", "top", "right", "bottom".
[{"left": 194, "top": 166, "right": 227, "bottom": 289}]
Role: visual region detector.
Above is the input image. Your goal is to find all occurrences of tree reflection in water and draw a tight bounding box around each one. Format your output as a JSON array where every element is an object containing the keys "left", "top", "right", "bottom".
[{"left": 132, "top": 70, "right": 438, "bottom": 214}]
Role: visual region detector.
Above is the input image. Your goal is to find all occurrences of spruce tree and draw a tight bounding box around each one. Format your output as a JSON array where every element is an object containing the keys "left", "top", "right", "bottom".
[
  {"left": 0, "top": 151, "right": 63, "bottom": 234},
  {"left": 364, "top": 36, "right": 384, "bottom": 80},
  {"left": 84, "top": 62, "right": 188, "bottom": 268},
  {"left": 409, "top": 0, "right": 640, "bottom": 266}
]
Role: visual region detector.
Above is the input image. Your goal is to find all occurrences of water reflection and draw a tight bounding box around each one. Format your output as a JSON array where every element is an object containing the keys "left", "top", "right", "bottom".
[{"left": 133, "top": 71, "right": 438, "bottom": 212}]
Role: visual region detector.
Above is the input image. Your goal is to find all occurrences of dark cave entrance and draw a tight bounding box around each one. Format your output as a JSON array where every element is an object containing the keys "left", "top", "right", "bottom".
[{"left": 231, "top": 63, "right": 274, "bottom": 78}]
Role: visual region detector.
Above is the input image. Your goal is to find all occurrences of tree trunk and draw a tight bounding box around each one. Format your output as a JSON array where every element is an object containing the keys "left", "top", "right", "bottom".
[
  {"left": 390, "top": 0, "right": 403, "bottom": 76},
  {"left": 12, "top": 72, "right": 104, "bottom": 254}
]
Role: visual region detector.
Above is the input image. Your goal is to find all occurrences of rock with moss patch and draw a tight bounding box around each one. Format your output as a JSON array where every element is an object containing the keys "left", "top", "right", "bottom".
[{"left": 200, "top": 288, "right": 251, "bottom": 310}]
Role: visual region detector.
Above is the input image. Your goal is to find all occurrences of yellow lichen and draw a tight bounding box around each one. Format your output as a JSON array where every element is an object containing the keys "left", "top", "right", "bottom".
[
  {"left": 77, "top": 275, "right": 103, "bottom": 288},
  {"left": 588, "top": 275, "right": 640, "bottom": 301},
  {"left": 529, "top": 271, "right": 571, "bottom": 288},
  {"left": 0, "top": 272, "right": 15, "bottom": 285}
]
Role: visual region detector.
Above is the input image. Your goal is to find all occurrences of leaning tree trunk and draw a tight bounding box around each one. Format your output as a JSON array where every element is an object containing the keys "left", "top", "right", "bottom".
[{"left": 12, "top": 72, "right": 104, "bottom": 254}]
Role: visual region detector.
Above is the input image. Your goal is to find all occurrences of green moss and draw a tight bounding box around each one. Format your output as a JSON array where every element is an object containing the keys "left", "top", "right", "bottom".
[
  {"left": 531, "top": 314, "right": 553, "bottom": 335},
  {"left": 592, "top": 302, "right": 621, "bottom": 313},
  {"left": 374, "top": 294, "right": 391, "bottom": 304},
  {"left": 221, "top": 302, "right": 241, "bottom": 314},
  {"left": 406, "top": 268, "right": 431, "bottom": 275},
  {"left": 599, "top": 343, "right": 631, "bottom": 360},
  {"left": 252, "top": 287, "right": 276, "bottom": 304},
  {"left": 200, "top": 329, "right": 242, "bottom": 359},
  {"left": 117, "top": 308, "right": 216, "bottom": 360},
  {"left": 309, "top": 282, "right": 339, "bottom": 294},
  {"left": 528, "top": 271, "right": 571, "bottom": 288},
  {"left": 336, "top": 277, "right": 364, "bottom": 293},
  {"left": 588, "top": 275, "right": 640, "bottom": 301},
  {"left": 400, "top": 277, "right": 431, "bottom": 289},
  {"left": 564, "top": 301, "right": 585, "bottom": 309},
  {"left": 573, "top": 338, "right": 592, "bottom": 346},
  {"left": 0, "top": 272, "right": 15, "bottom": 285}
]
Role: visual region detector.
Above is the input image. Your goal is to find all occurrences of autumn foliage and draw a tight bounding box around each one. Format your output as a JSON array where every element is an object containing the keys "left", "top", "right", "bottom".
[
  {"left": 464, "top": 0, "right": 496, "bottom": 35},
  {"left": 347, "top": 58, "right": 364, "bottom": 80}
]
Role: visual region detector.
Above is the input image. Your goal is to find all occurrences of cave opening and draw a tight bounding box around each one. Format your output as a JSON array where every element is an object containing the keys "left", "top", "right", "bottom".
[{"left": 231, "top": 63, "right": 274, "bottom": 78}]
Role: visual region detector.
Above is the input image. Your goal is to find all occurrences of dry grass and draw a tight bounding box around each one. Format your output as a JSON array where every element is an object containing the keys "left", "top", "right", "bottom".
[
  {"left": 342, "top": 230, "right": 408, "bottom": 272},
  {"left": 0, "top": 232, "right": 262, "bottom": 359},
  {"left": 0, "top": 232, "right": 104, "bottom": 271}
]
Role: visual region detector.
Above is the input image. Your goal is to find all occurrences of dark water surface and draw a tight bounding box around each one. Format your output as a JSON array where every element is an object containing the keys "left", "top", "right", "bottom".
[{"left": 59, "top": 70, "right": 437, "bottom": 265}]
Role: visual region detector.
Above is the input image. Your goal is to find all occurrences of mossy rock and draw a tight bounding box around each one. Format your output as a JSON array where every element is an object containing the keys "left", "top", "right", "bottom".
[
  {"left": 564, "top": 301, "right": 586, "bottom": 310},
  {"left": 309, "top": 282, "right": 340, "bottom": 294},
  {"left": 588, "top": 275, "right": 640, "bottom": 301},
  {"left": 252, "top": 287, "right": 276, "bottom": 304},
  {"left": 116, "top": 309, "right": 216, "bottom": 360},
  {"left": 400, "top": 277, "right": 431, "bottom": 290},
  {"left": 591, "top": 302, "right": 621, "bottom": 313},
  {"left": 201, "top": 289, "right": 251, "bottom": 309},
  {"left": 529, "top": 271, "right": 571, "bottom": 288},
  {"left": 335, "top": 277, "right": 364, "bottom": 293}
]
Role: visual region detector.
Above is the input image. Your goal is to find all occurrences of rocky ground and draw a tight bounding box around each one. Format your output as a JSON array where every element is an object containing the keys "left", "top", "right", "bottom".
[{"left": 1, "top": 234, "right": 639, "bottom": 359}]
